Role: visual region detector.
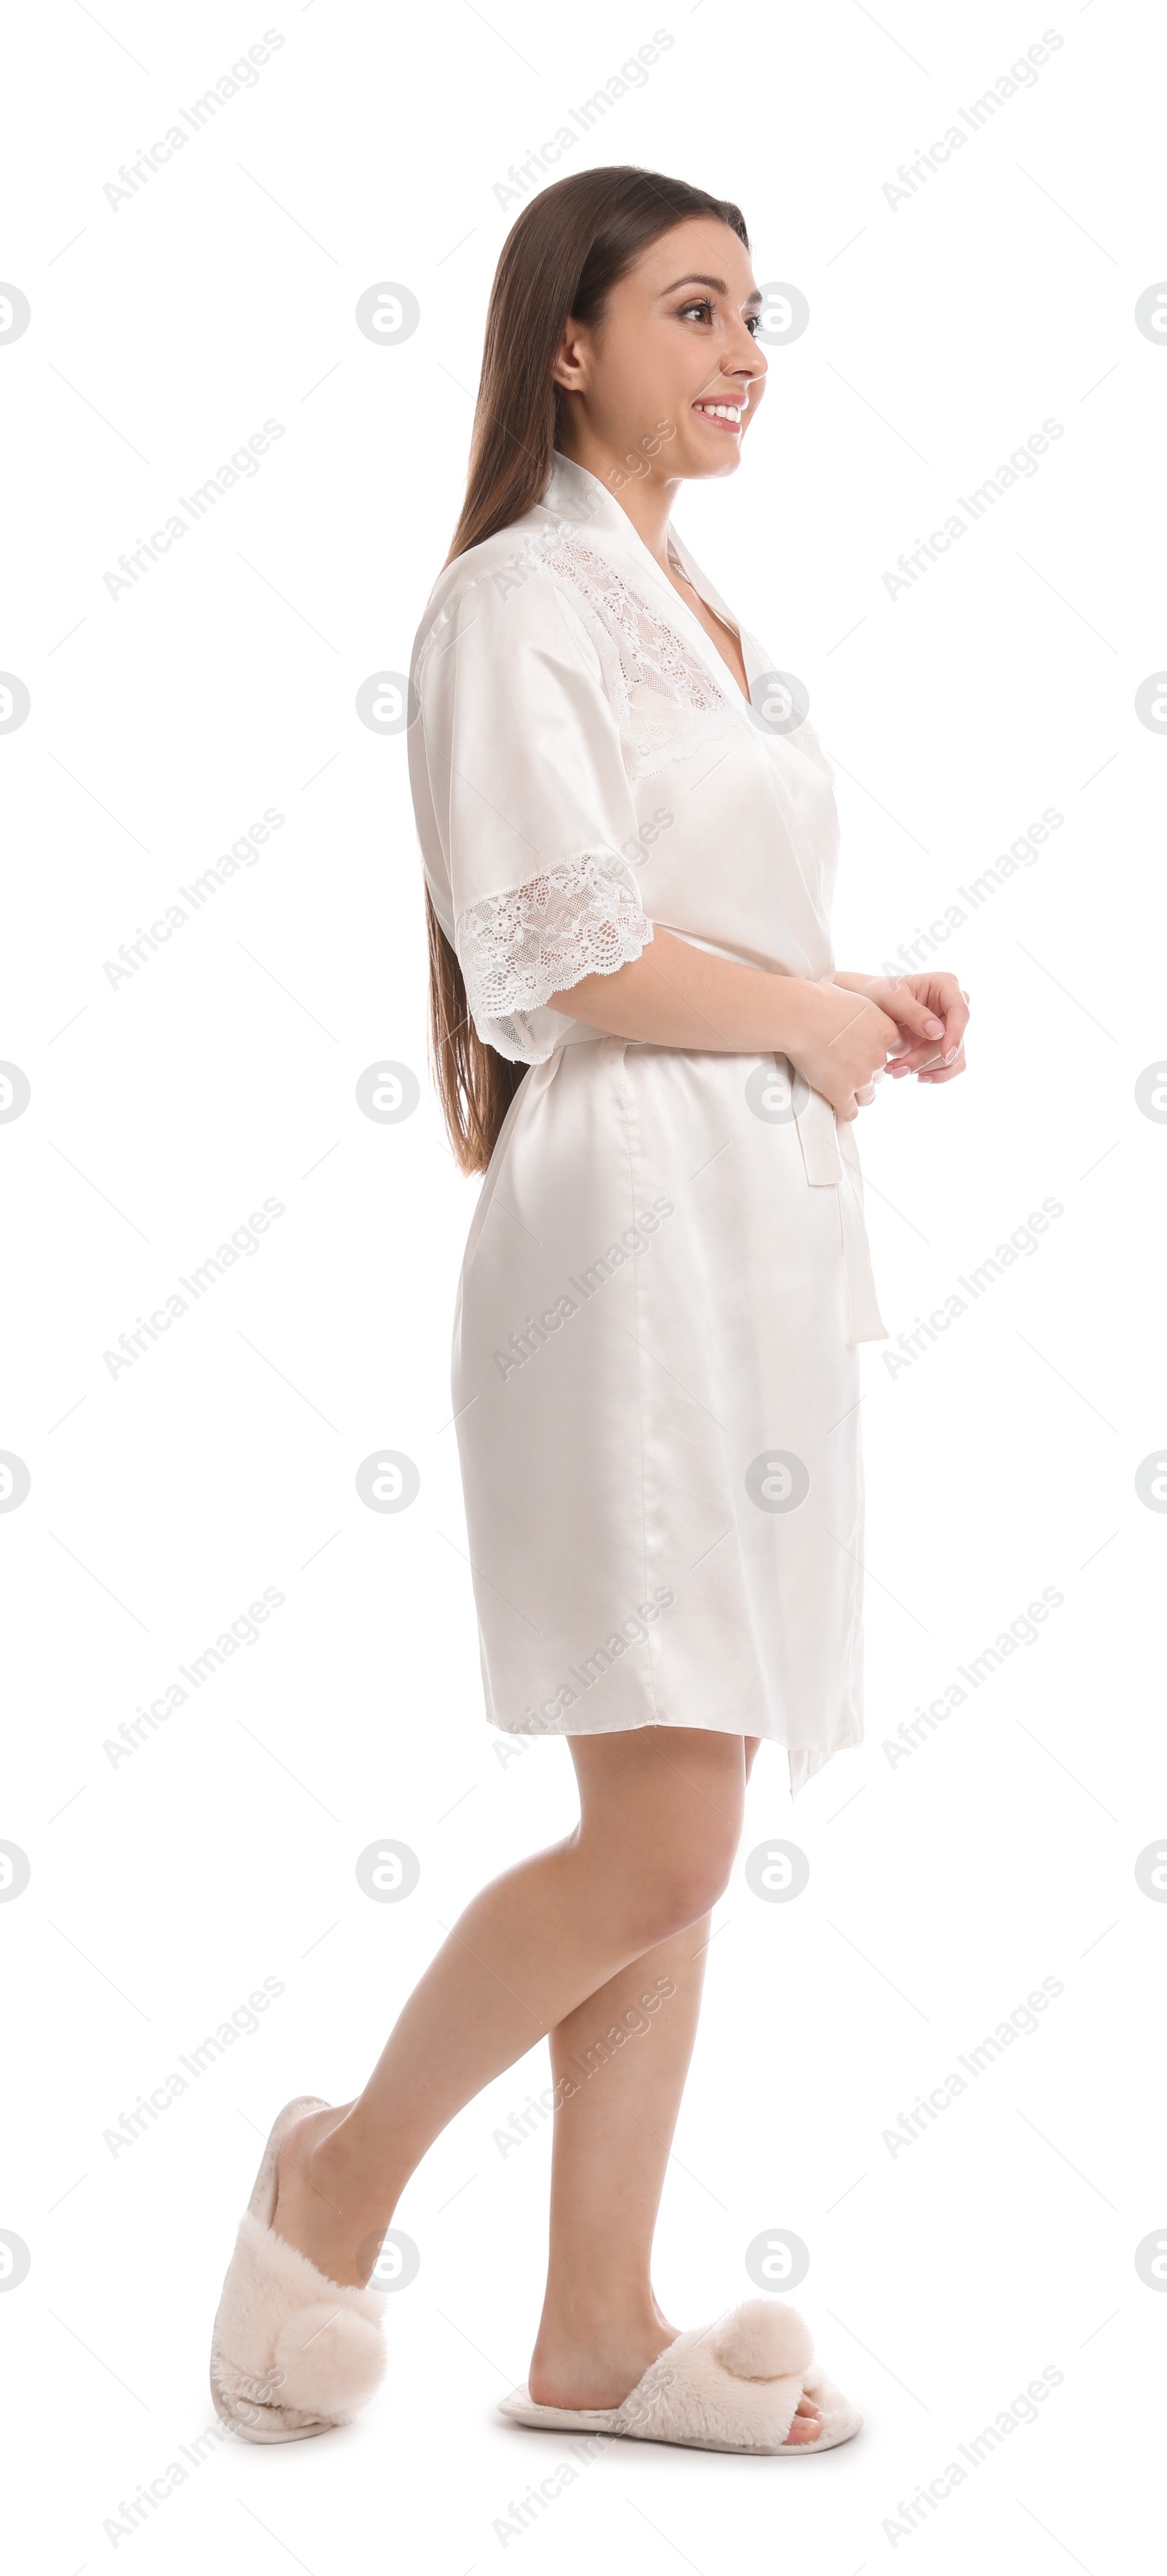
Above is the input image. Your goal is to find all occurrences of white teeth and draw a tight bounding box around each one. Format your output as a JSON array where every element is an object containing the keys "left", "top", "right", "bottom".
[{"left": 696, "top": 402, "right": 742, "bottom": 422}]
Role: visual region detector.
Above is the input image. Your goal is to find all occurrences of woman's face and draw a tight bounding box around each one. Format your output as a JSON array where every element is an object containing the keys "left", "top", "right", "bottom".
[{"left": 553, "top": 216, "right": 767, "bottom": 489}]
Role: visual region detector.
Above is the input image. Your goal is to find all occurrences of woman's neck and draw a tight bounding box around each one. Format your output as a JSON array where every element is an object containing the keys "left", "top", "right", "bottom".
[{"left": 557, "top": 433, "right": 681, "bottom": 576}]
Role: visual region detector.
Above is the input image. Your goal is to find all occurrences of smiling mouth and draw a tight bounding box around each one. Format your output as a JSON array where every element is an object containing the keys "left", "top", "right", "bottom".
[{"left": 692, "top": 400, "right": 745, "bottom": 432}]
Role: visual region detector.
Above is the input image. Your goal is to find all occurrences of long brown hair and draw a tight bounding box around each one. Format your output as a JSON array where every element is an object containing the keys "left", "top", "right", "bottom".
[{"left": 425, "top": 166, "right": 749, "bottom": 1175}]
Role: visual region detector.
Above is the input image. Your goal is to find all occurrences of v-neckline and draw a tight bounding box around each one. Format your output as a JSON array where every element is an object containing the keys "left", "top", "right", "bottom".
[
  {"left": 616, "top": 509, "right": 755, "bottom": 715},
  {"left": 544, "top": 454, "right": 756, "bottom": 715},
  {"left": 662, "top": 541, "right": 751, "bottom": 706}
]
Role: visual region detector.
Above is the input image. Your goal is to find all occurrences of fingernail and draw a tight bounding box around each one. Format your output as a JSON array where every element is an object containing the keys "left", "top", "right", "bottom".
[{"left": 924, "top": 1016, "right": 945, "bottom": 1035}]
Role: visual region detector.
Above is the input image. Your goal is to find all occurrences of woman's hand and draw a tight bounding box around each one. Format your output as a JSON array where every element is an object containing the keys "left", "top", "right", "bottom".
[
  {"left": 834, "top": 971, "right": 970, "bottom": 1086},
  {"left": 543, "top": 933, "right": 965, "bottom": 1106},
  {"left": 784, "top": 978, "right": 904, "bottom": 1124}
]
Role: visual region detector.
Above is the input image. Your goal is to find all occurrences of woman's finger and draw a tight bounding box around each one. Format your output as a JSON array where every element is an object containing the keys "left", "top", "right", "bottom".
[
  {"left": 885, "top": 984, "right": 946, "bottom": 1041},
  {"left": 918, "top": 1046, "right": 966, "bottom": 1084},
  {"left": 888, "top": 1038, "right": 945, "bottom": 1075},
  {"left": 884, "top": 976, "right": 969, "bottom": 1077},
  {"left": 912, "top": 975, "right": 969, "bottom": 1058},
  {"left": 939, "top": 995, "right": 970, "bottom": 1058}
]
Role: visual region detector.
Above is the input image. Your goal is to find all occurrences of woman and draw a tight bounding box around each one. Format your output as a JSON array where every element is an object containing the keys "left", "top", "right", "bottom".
[{"left": 210, "top": 167, "right": 968, "bottom": 2456}]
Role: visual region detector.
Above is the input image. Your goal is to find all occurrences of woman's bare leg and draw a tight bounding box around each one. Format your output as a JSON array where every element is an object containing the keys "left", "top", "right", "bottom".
[
  {"left": 271, "top": 1727, "right": 748, "bottom": 2289},
  {"left": 527, "top": 1731, "right": 757, "bottom": 2407},
  {"left": 526, "top": 1915, "right": 711, "bottom": 2405},
  {"left": 524, "top": 1735, "right": 819, "bottom": 2436}
]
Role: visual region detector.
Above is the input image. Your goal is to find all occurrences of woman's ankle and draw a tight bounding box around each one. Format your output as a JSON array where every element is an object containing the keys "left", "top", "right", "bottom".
[
  {"left": 535, "top": 2282, "right": 664, "bottom": 2347},
  {"left": 528, "top": 2303, "right": 677, "bottom": 2408},
  {"left": 311, "top": 2105, "right": 400, "bottom": 2223}
]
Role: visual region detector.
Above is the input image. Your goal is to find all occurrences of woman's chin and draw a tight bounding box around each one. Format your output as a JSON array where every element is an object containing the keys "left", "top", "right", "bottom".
[{"left": 675, "top": 430, "right": 745, "bottom": 481}]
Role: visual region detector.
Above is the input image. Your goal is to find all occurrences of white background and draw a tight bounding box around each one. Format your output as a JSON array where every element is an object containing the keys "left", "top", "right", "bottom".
[{"left": 1, "top": 1, "right": 1164, "bottom": 2569}]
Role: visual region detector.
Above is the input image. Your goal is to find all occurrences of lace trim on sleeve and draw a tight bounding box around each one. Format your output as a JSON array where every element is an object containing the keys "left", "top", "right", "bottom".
[{"left": 454, "top": 854, "right": 653, "bottom": 1046}]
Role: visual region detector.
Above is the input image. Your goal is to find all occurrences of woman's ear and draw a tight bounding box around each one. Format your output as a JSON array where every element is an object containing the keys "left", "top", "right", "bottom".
[{"left": 551, "top": 322, "right": 590, "bottom": 393}]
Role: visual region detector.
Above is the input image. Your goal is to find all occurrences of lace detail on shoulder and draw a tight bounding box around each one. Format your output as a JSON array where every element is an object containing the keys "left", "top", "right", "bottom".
[
  {"left": 544, "top": 535, "right": 740, "bottom": 781},
  {"left": 454, "top": 853, "right": 653, "bottom": 1062}
]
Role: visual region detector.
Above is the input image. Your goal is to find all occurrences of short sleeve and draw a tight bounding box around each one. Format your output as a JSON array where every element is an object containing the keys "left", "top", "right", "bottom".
[{"left": 410, "top": 563, "right": 654, "bottom": 1062}]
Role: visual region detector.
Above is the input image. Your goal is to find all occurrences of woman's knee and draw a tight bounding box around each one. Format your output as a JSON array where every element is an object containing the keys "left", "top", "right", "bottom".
[
  {"left": 570, "top": 1725, "right": 746, "bottom": 1938},
  {"left": 658, "top": 1858, "right": 734, "bottom": 1937},
  {"left": 627, "top": 1824, "right": 740, "bottom": 1942}
]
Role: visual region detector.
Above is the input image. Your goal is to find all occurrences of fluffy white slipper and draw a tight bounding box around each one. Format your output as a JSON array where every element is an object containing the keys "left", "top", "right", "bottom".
[
  {"left": 209, "top": 2096, "right": 388, "bottom": 2444},
  {"left": 500, "top": 2299, "right": 861, "bottom": 2456}
]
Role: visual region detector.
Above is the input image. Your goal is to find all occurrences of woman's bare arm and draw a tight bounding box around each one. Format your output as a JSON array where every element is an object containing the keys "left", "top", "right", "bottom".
[
  {"left": 550, "top": 929, "right": 810, "bottom": 1053},
  {"left": 547, "top": 928, "right": 904, "bottom": 1121}
]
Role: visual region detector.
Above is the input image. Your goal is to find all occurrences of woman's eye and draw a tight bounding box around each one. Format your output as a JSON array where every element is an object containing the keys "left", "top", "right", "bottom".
[
  {"left": 678, "top": 299, "right": 713, "bottom": 323},
  {"left": 745, "top": 314, "right": 760, "bottom": 335}
]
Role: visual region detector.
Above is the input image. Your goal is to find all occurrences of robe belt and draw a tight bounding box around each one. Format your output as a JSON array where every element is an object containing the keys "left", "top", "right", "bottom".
[
  {"left": 793, "top": 1081, "right": 887, "bottom": 1347},
  {"left": 535, "top": 1031, "right": 888, "bottom": 1350}
]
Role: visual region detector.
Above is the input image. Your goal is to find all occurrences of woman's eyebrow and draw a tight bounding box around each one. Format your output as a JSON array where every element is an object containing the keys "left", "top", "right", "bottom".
[{"left": 659, "top": 273, "right": 763, "bottom": 308}]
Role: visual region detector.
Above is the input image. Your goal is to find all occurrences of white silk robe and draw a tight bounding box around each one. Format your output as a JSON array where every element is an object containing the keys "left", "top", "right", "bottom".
[{"left": 408, "top": 453, "right": 886, "bottom": 1792}]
